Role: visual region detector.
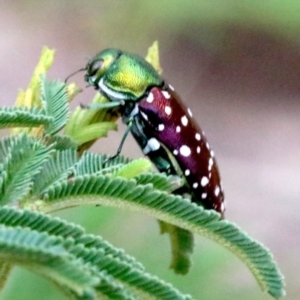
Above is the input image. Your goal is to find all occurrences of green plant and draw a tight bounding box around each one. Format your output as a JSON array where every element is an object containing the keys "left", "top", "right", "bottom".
[{"left": 0, "top": 45, "right": 285, "bottom": 300}]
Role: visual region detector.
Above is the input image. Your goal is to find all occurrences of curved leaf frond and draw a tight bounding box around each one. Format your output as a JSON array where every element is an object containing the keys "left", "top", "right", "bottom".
[
  {"left": 32, "top": 149, "right": 78, "bottom": 196},
  {"left": 110, "top": 158, "right": 153, "bottom": 179},
  {"left": 45, "top": 134, "right": 78, "bottom": 151},
  {"left": 95, "top": 271, "right": 137, "bottom": 300},
  {"left": 0, "top": 207, "right": 84, "bottom": 238},
  {"left": 0, "top": 106, "right": 53, "bottom": 129},
  {"left": 40, "top": 75, "right": 69, "bottom": 135},
  {"left": 0, "top": 206, "right": 141, "bottom": 271},
  {"left": 42, "top": 175, "right": 285, "bottom": 299},
  {"left": 0, "top": 134, "right": 53, "bottom": 205},
  {"left": 134, "top": 172, "right": 184, "bottom": 193},
  {"left": 0, "top": 206, "right": 192, "bottom": 299},
  {"left": 77, "top": 234, "right": 144, "bottom": 272},
  {"left": 74, "top": 153, "right": 132, "bottom": 177},
  {"left": 102, "top": 155, "right": 132, "bottom": 168},
  {"left": 0, "top": 206, "right": 142, "bottom": 271},
  {"left": 0, "top": 225, "right": 98, "bottom": 296},
  {"left": 68, "top": 244, "right": 192, "bottom": 300},
  {"left": 74, "top": 152, "right": 105, "bottom": 176}
]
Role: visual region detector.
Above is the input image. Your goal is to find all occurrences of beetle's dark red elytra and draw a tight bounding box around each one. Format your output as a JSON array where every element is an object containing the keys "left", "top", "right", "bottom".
[{"left": 138, "top": 85, "right": 225, "bottom": 214}]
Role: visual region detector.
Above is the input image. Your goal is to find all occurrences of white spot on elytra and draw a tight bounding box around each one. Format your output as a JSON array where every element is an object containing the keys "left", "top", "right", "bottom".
[
  {"left": 195, "top": 133, "right": 201, "bottom": 141},
  {"left": 221, "top": 201, "right": 226, "bottom": 212},
  {"left": 158, "top": 124, "right": 165, "bottom": 131},
  {"left": 173, "top": 149, "right": 178, "bottom": 155},
  {"left": 201, "top": 176, "right": 209, "bottom": 187},
  {"left": 206, "top": 142, "right": 210, "bottom": 150},
  {"left": 208, "top": 157, "right": 214, "bottom": 171},
  {"left": 214, "top": 186, "right": 220, "bottom": 197},
  {"left": 179, "top": 145, "right": 191, "bottom": 157},
  {"left": 181, "top": 115, "right": 188, "bottom": 126},
  {"left": 176, "top": 126, "right": 181, "bottom": 133},
  {"left": 169, "top": 84, "right": 174, "bottom": 91},
  {"left": 188, "top": 108, "right": 193, "bottom": 117},
  {"left": 185, "top": 169, "right": 190, "bottom": 176},
  {"left": 192, "top": 182, "right": 198, "bottom": 189},
  {"left": 147, "top": 92, "right": 154, "bottom": 103},
  {"left": 165, "top": 106, "right": 172, "bottom": 115},
  {"left": 210, "top": 150, "right": 215, "bottom": 157},
  {"left": 197, "top": 146, "right": 201, "bottom": 153},
  {"left": 162, "top": 91, "right": 171, "bottom": 99},
  {"left": 143, "top": 138, "right": 160, "bottom": 154},
  {"left": 140, "top": 111, "right": 148, "bottom": 121},
  {"left": 201, "top": 193, "right": 207, "bottom": 199}
]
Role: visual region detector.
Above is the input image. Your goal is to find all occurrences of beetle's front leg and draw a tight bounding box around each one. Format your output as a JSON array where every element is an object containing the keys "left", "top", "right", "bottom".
[{"left": 102, "top": 118, "right": 133, "bottom": 166}]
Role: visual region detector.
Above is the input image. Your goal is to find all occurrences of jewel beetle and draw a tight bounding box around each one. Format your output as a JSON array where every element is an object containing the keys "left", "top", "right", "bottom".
[{"left": 84, "top": 48, "right": 225, "bottom": 215}]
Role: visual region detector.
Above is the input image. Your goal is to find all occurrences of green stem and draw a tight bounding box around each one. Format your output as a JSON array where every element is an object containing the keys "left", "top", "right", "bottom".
[{"left": 0, "top": 260, "right": 13, "bottom": 291}]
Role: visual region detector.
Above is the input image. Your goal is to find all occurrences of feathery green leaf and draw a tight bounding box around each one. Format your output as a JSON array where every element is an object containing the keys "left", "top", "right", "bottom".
[
  {"left": 0, "top": 134, "right": 53, "bottom": 205},
  {"left": 134, "top": 173, "right": 184, "bottom": 193},
  {"left": 45, "top": 134, "right": 78, "bottom": 151},
  {"left": 110, "top": 158, "right": 152, "bottom": 179},
  {"left": 95, "top": 271, "right": 137, "bottom": 300},
  {"left": 40, "top": 75, "right": 69, "bottom": 135},
  {"left": 0, "top": 225, "right": 99, "bottom": 296},
  {"left": 43, "top": 175, "right": 285, "bottom": 298},
  {"left": 0, "top": 106, "right": 53, "bottom": 129},
  {"left": 74, "top": 152, "right": 105, "bottom": 176},
  {"left": 32, "top": 149, "right": 77, "bottom": 196},
  {"left": 67, "top": 243, "right": 192, "bottom": 300},
  {"left": 0, "top": 206, "right": 142, "bottom": 271},
  {"left": 0, "top": 206, "right": 192, "bottom": 299},
  {"left": 0, "top": 206, "right": 84, "bottom": 239},
  {"left": 74, "top": 153, "right": 132, "bottom": 177}
]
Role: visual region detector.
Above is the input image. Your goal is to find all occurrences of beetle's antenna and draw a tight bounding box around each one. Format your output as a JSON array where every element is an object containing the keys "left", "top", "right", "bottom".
[{"left": 64, "top": 68, "right": 86, "bottom": 83}]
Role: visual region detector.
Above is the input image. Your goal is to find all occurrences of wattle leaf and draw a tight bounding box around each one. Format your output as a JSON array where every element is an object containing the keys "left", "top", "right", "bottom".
[{"left": 41, "top": 174, "right": 285, "bottom": 299}]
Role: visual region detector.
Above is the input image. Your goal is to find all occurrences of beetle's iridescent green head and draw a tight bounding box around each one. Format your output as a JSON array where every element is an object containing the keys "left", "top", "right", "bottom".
[{"left": 84, "top": 48, "right": 163, "bottom": 101}]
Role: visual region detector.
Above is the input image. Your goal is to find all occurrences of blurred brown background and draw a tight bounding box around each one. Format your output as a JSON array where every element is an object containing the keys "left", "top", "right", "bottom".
[{"left": 0, "top": 1, "right": 299, "bottom": 299}]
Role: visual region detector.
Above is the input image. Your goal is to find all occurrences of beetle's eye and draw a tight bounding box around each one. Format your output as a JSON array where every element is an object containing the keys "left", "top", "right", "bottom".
[{"left": 89, "top": 59, "right": 104, "bottom": 75}]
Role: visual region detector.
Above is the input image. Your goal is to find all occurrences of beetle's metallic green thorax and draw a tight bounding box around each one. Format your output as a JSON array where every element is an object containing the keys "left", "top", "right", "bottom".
[{"left": 85, "top": 49, "right": 164, "bottom": 101}]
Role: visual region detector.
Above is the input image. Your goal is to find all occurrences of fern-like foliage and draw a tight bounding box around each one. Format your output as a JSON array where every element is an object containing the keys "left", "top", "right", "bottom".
[
  {"left": 0, "top": 134, "right": 53, "bottom": 205},
  {"left": 44, "top": 134, "right": 78, "bottom": 151},
  {"left": 42, "top": 175, "right": 285, "bottom": 299},
  {"left": 0, "top": 106, "right": 52, "bottom": 129},
  {"left": 0, "top": 206, "right": 192, "bottom": 300},
  {"left": 134, "top": 173, "right": 184, "bottom": 193},
  {"left": 40, "top": 75, "right": 70, "bottom": 135},
  {"left": 31, "top": 149, "right": 77, "bottom": 196},
  {"left": 73, "top": 152, "right": 108, "bottom": 176}
]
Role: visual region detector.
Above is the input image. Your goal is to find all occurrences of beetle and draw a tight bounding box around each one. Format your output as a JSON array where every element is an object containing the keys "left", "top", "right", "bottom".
[{"left": 84, "top": 48, "right": 225, "bottom": 215}]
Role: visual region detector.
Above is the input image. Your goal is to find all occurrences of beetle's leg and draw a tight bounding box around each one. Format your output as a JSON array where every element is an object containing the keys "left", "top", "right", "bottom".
[
  {"left": 80, "top": 102, "right": 122, "bottom": 110},
  {"left": 102, "top": 119, "right": 133, "bottom": 166}
]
